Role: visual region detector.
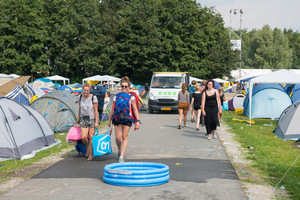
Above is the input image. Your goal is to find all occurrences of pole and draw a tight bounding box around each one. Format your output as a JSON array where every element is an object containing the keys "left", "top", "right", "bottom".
[
  {"left": 239, "top": 11, "right": 242, "bottom": 78},
  {"left": 229, "top": 9, "right": 232, "bottom": 38}
]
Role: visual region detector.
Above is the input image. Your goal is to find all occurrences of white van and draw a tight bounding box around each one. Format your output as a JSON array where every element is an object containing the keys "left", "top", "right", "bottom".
[{"left": 148, "top": 72, "right": 189, "bottom": 113}]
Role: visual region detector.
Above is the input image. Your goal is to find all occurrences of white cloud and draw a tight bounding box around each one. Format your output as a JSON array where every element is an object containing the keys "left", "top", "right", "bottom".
[{"left": 196, "top": 0, "right": 300, "bottom": 31}]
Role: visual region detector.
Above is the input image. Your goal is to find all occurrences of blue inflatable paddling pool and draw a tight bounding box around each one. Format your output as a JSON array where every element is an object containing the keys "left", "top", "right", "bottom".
[{"left": 103, "top": 162, "right": 170, "bottom": 187}]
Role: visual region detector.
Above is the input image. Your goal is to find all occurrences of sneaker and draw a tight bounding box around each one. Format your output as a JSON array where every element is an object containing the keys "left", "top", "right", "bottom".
[
  {"left": 118, "top": 156, "right": 125, "bottom": 163},
  {"left": 183, "top": 125, "right": 187, "bottom": 128},
  {"left": 178, "top": 125, "right": 181, "bottom": 129},
  {"left": 118, "top": 150, "right": 121, "bottom": 157},
  {"left": 207, "top": 136, "right": 212, "bottom": 140},
  {"left": 213, "top": 131, "right": 218, "bottom": 139}
]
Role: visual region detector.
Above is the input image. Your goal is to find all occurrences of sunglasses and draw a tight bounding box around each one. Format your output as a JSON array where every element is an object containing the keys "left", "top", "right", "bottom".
[{"left": 121, "top": 85, "right": 128, "bottom": 88}]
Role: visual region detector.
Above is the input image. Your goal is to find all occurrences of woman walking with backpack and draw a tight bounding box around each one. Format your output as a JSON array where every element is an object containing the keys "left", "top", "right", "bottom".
[
  {"left": 108, "top": 76, "right": 140, "bottom": 162},
  {"left": 77, "top": 82, "right": 99, "bottom": 161}
]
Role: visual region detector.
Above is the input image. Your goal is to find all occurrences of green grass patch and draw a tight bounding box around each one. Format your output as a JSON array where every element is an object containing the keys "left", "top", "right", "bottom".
[
  {"left": 223, "top": 111, "right": 300, "bottom": 199},
  {"left": 0, "top": 121, "right": 109, "bottom": 185}
]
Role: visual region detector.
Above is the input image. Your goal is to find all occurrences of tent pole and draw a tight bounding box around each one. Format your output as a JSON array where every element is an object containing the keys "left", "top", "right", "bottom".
[{"left": 249, "top": 81, "right": 253, "bottom": 126}]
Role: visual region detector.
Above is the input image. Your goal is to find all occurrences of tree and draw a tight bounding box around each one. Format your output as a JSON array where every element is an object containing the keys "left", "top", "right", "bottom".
[
  {"left": 0, "top": 0, "right": 50, "bottom": 76},
  {"left": 284, "top": 29, "right": 300, "bottom": 69},
  {"left": 243, "top": 25, "right": 292, "bottom": 69}
]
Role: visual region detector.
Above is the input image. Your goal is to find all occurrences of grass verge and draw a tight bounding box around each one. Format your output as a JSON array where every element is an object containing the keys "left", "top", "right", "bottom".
[{"left": 222, "top": 111, "right": 300, "bottom": 199}]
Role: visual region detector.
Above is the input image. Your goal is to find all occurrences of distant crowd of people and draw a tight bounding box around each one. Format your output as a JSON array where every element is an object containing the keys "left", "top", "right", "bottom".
[{"left": 177, "top": 80, "right": 224, "bottom": 140}]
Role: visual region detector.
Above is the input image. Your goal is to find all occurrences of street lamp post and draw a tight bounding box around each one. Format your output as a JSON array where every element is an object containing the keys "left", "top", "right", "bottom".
[{"left": 230, "top": 9, "right": 243, "bottom": 78}]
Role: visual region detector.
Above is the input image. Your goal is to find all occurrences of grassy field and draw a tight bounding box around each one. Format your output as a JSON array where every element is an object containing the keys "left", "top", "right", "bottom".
[
  {"left": 222, "top": 111, "right": 300, "bottom": 199},
  {"left": 0, "top": 121, "right": 109, "bottom": 187}
]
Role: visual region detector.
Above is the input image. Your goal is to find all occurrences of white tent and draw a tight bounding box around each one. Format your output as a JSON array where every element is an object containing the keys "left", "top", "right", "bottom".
[
  {"left": 46, "top": 75, "right": 70, "bottom": 85},
  {"left": 231, "top": 69, "right": 272, "bottom": 79},
  {"left": 82, "top": 75, "right": 121, "bottom": 88},
  {"left": 213, "top": 78, "right": 229, "bottom": 84},
  {"left": 0, "top": 74, "right": 13, "bottom": 79},
  {"left": 189, "top": 76, "right": 203, "bottom": 84},
  {"left": 248, "top": 70, "right": 300, "bottom": 125}
]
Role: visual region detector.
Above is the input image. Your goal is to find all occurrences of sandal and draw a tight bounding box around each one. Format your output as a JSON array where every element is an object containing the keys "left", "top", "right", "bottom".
[{"left": 87, "top": 156, "right": 93, "bottom": 161}]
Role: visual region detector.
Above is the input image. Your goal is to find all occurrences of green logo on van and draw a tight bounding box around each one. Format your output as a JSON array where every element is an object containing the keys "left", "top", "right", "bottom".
[{"left": 158, "top": 92, "right": 177, "bottom": 95}]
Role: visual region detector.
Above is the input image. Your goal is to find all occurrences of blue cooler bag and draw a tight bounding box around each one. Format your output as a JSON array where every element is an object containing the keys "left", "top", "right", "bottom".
[
  {"left": 223, "top": 101, "right": 229, "bottom": 110},
  {"left": 92, "top": 127, "right": 113, "bottom": 157}
]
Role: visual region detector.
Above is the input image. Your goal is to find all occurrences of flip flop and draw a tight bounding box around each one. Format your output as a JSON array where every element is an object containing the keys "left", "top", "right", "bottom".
[{"left": 87, "top": 156, "right": 93, "bottom": 161}]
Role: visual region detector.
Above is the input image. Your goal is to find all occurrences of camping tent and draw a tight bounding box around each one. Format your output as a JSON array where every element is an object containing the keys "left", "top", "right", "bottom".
[
  {"left": 0, "top": 97, "right": 55, "bottom": 159},
  {"left": 228, "top": 94, "right": 245, "bottom": 111},
  {"left": 285, "top": 84, "right": 300, "bottom": 103},
  {"left": 46, "top": 75, "right": 70, "bottom": 85},
  {"left": 275, "top": 100, "right": 300, "bottom": 140},
  {"left": 31, "top": 90, "right": 79, "bottom": 132},
  {"left": 57, "top": 85, "right": 74, "bottom": 92},
  {"left": 248, "top": 70, "right": 300, "bottom": 124},
  {"left": 32, "top": 78, "right": 55, "bottom": 89},
  {"left": 244, "top": 83, "right": 292, "bottom": 119}
]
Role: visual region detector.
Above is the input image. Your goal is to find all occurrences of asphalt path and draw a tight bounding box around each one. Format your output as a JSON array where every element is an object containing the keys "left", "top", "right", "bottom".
[{"left": 0, "top": 110, "right": 246, "bottom": 200}]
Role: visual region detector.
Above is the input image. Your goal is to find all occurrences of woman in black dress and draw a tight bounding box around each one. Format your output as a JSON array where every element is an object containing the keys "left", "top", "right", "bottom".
[
  {"left": 201, "top": 80, "right": 222, "bottom": 140},
  {"left": 191, "top": 85, "right": 202, "bottom": 130}
]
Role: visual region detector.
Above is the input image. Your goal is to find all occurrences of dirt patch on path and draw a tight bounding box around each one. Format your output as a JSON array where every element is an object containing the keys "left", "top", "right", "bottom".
[{"left": 217, "top": 123, "right": 289, "bottom": 199}]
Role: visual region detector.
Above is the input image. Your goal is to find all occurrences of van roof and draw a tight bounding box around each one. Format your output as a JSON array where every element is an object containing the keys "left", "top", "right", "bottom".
[{"left": 153, "top": 72, "right": 188, "bottom": 77}]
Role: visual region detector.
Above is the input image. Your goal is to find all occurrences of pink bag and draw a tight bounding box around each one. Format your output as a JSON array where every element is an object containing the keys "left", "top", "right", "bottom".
[{"left": 66, "top": 127, "right": 88, "bottom": 141}]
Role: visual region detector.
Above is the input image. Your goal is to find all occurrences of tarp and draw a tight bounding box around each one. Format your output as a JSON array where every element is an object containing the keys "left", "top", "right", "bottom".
[
  {"left": 248, "top": 70, "right": 300, "bottom": 123},
  {"left": 0, "top": 76, "right": 30, "bottom": 97}
]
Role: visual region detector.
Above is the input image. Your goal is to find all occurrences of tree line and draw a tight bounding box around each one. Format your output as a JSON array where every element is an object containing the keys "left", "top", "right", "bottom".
[{"left": 0, "top": 0, "right": 299, "bottom": 84}]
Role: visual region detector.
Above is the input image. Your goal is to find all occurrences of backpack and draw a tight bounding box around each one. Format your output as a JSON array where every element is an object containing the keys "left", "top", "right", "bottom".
[
  {"left": 113, "top": 92, "right": 134, "bottom": 123},
  {"left": 90, "top": 85, "right": 106, "bottom": 113},
  {"left": 129, "top": 91, "right": 140, "bottom": 121}
]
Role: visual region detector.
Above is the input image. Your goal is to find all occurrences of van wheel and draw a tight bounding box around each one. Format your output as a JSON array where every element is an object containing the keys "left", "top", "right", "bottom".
[{"left": 149, "top": 109, "right": 153, "bottom": 114}]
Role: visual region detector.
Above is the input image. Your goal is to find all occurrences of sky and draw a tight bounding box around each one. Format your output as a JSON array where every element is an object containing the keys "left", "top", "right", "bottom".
[{"left": 196, "top": 0, "right": 300, "bottom": 32}]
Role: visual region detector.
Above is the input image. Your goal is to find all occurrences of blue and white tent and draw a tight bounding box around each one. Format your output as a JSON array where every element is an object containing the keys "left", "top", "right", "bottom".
[
  {"left": 243, "top": 83, "right": 292, "bottom": 118},
  {"left": 247, "top": 70, "right": 300, "bottom": 123},
  {"left": 31, "top": 90, "right": 79, "bottom": 132},
  {"left": 285, "top": 84, "right": 300, "bottom": 103}
]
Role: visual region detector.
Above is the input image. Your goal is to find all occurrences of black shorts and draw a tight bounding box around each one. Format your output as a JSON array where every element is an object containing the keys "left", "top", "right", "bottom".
[
  {"left": 194, "top": 106, "right": 201, "bottom": 110},
  {"left": 112, "top": 120, "right": 133, "bottom": 127}
]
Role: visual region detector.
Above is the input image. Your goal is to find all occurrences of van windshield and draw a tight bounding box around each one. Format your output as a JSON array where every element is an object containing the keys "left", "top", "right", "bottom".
[{"left": 151, "top": 77, "right": 184, "bottom": 88}]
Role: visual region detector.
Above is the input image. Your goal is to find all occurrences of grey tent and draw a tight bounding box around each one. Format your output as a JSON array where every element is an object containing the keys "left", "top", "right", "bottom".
[
  {"left": 0, "top": 97, "right": 55, "bottom": 159},
  {"left": 31, "top": 90, "right": 79, "bottom": 132},
  {"left": 275, "top": 100, "right": 300, "bottom": 140}
]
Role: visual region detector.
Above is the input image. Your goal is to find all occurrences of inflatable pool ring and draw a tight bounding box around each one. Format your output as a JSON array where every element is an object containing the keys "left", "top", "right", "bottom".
[{"left": 103, "top": 162, "right": 170, "bottom": 187}]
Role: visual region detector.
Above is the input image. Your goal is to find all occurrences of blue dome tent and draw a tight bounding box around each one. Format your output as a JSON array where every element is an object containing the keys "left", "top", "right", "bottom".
[
  {"left": 285, "top": 84, "right": 300, "bottom": 103},
  {"left": 243, "top": 84, "right": 291, "bottom": 118}
]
